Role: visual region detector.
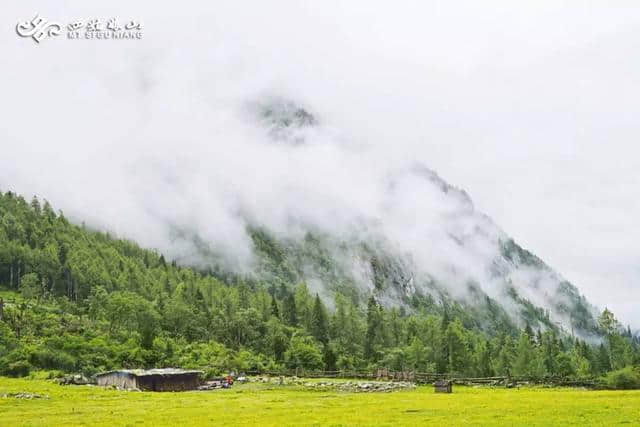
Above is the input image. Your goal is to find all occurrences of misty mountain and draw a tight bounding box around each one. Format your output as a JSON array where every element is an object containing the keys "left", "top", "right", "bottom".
[
  {"left": 166, "top": 98, "right": 601, "bottom": 340},
  {"left": 0, "top": 94, "right": 602, "bottom": 341}
]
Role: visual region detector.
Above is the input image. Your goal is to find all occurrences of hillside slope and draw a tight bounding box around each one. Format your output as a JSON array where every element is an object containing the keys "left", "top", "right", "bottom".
[{"left": 2, "top": 189, "right": 636, "bottom": 379}]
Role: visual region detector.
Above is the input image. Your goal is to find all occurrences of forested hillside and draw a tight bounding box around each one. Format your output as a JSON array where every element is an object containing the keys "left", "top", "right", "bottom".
[{"left": 0, "top": 190, "right": 638, "bottom": 383}]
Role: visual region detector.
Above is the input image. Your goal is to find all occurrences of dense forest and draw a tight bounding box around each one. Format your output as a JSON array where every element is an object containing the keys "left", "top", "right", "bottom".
[{"left": 1, "top": 190, "right": 639, "bottom": 387}]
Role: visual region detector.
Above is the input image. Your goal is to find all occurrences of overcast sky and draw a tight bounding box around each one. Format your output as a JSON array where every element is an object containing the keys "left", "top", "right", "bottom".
[{"left": 1, "top": 2, "right": 639, "bottom": 327}]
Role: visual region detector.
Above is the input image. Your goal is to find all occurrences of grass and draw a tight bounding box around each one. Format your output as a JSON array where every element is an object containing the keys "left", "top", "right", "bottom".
[
  {"left": 1, "top": 377, "right": 639, "bottom": 426},
  {"left": 0, "top": 288, "right": 20, "bottom": 301}
]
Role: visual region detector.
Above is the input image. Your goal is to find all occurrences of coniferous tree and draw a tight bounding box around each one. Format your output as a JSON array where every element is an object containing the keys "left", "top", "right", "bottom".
[
  {"left": 270, "top": 294, "right": 280, "bottom": 319},
  {"left": 512, "top": 332, "right": 535, "bottom": 377},
  {"left": 364, "top": 296, "right": 381, "bottom": 361},
  {"left": 524, "top": 322, "right": 535, "bottom": 343},
  {"left": 475, "top": 339, "right": 493, "bottom": 377},
  {"left": 282, "top": 292, "right": 297, "bottom": 326},
  {"left": 311, "top": 294, "right": 328, "bottom": 345},
  {"left": 445, "top": 319, "right": 469, "bottom": 374},
  {"left": 494, "top": 335, "right": 515, "bottom": 376}
]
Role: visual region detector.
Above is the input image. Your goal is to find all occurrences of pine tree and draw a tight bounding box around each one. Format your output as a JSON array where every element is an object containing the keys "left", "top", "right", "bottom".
[
  {"left": 541, "top": 332, "right": 560, "bottom": 375},
  {"left": 441, "top": 304, "right": 451, "bottom": 331},
  {"left": 311, "top": 294, "right": 328, "bottom": 345},
  {"left": 494, "top": 335, "right": 515, "bottom": 376},
  {"left": 438, "top": 305, "right": 451, "bottom": 372},
  {"left": 323, "top": 344, "right": 337, "bottom": 371},
  {"left": 596, "top": 343, "right": 611, "bottom": 374},
  {"left": 282, "top": 292, "right": 297, "bottom": 326},
  {"left": 364, "top": 296, "right": 380, "bottom": 361},
  {"left": 445, "top": 319, "right": 469, "bottom": 374},
  {"left": 512, "top": 332, "right": 535, "bottom": 377},
  {"left": 30, "top": 196, "right": 41, "bottom": 216},
  {"left": 470, "top": 339, "right": 491, "bottom": 377},
  {"left": 389, "top": 307, "right": 402, "bottom": 347},
  {"left": 524, "top": 322, "right": 534, "bottom": 343},
  {"left": 271, "top": 294, "right": 280, "bottom": 319}
]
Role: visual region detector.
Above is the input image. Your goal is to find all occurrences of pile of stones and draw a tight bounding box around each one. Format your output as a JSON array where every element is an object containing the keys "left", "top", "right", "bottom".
[
  {"left": 305, "top": 380, "right": 415, "bottom": 393},
  {"left": 249, "top": 376, "right": 415, "bottom": 392},
  {"left": 58, "top": 374, "right": 94, "bottom": 385},
  {"left": 1, "top": 392, "right": 49, "bottom": 399},
  {"left": 255, "top": 376, "right": 306, "bottom": 386},
  {"left": 198, "top": 380, "right": 231, "bottom": 391}
]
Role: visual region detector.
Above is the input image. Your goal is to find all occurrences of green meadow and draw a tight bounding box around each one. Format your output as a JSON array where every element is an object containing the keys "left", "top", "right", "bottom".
[{"left": 1, "top": 378, "right": 639, "bottom": 426}]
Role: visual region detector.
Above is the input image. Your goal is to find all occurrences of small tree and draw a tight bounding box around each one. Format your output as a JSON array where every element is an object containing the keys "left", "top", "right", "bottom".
[
  {"left": 19, "top": 273, "right": 42, "bottom": 302},
  {"left": 512, "top": 332, "right": 535, "bottom": 377},
  {"left": 310, "top": 294, "right": 328, "bottom": 345},
  {"left": 282, "top": 293, "right": 297, "bottom": 326},
  {"left": 284, "top": 335, "right": 323, "bottom": 371},
  {"left": 270, "top": 295, "right": 280, "bottom": 319}
]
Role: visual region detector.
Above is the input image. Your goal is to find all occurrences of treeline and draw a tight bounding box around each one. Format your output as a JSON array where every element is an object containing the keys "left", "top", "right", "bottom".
[{"left": 0, "top": 190, "right": 639, "bottom": 388}]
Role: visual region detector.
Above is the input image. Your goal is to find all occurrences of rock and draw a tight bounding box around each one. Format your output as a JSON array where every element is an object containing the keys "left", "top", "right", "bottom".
[
  {"left": 58, "top": 374, "right": 93, "bottom": 386},
  {"left": 2, "top": 392, "right": 49, "bottom": 399},
  {"left": 301, "top": 380, "right": 415, "bottom": 393}
]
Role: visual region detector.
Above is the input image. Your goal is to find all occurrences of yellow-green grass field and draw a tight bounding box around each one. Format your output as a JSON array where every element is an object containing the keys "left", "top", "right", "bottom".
[{"left": 1, "top": 377, "right": 639, "bottom": 426}]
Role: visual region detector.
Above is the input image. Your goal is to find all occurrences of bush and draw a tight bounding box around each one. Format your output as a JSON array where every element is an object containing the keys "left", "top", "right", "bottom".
[
  {"left": 3, "top": 360, "right": 31, "bottom": 377},
  {"left": 604, "top": 366, "right": 640, "bottom": 389},
  {"left": 46, "top": 370, "right": 66, "bottom": 379},
  {"left": 29, "top": 348, "right": 76, "bottom": 372},
  {"left": 203, "top": 368, "right": 221, "bottom": 380},
  {"left": 28, "top": 370, "right": 58, "bottom": 380},
  {"left": 284, "top": 335, "right": 324, "bottom": 371}
]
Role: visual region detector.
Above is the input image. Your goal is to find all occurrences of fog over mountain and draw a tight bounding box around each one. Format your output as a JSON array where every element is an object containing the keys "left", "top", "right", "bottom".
[{"left": 1, "top": 2, "right": 639, "bottom": 328}]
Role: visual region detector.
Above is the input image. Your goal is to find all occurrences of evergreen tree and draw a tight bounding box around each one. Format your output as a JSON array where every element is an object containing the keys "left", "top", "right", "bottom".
[
  {"left": 512, "top": 332, "right": 535, "bottom": 377},
  {"left": 494, "top": 335, "right": 515, "bottom": 376},
  {"left": 475, "top": 339, "right": 493, "bottom": 377},
  {"left": 541, "top": 332, "right": 560, "bottom": 375},
  {"left": 445, "top": 319, "right": 469, "bottom": 374},
  {"left": 524, "top": 322, "right": 534, "bottom": 343},
  {"left": 364, "top": 296, "right": 381, "bottom": 361},
  {"left": 311, "top": 294, "right": 328, "bottom": 345},
  {"left": 270, "top": 294, "right": 280, "bottom": 319},
  {"left": 282, "top": 292, "right": 297, "bottom": 326}
]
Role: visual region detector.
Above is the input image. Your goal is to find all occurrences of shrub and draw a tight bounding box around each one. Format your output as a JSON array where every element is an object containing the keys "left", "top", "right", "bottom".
[
  {"left": 203, "top": 368, "right": 221, "bottom": 380},
  {"left": 604, "top": 366, "right": 640, "bottom": 389},
  {"left": 46, "top": 370, "right": 66, "bottom": 379},
  {"left": 3, "top": 360, "right": 31, "bottom": 377},
  {"left": 29, "top": 348, "right": 76, "bottom": 372},
  {"left": 284, "top": 335, "right": 324, "bottom": 371}
]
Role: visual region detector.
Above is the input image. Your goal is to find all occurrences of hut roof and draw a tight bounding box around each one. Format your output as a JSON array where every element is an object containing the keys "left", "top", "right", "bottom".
[{"left": 96, "top": 368, "right": 203, "bottom": 378}]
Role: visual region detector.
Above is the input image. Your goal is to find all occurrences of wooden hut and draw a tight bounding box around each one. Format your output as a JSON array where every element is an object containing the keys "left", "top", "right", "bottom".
[
  {"left": 96, "top": 368, "right": 202, "bottom": 391},
  {"left": 433, "top": 379, "right": 452, "bottom": 393}
]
